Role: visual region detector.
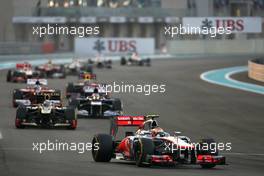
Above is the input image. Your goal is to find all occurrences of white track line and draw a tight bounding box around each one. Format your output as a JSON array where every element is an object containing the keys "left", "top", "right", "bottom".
[{"left": 222, "top": 152, "right": 264, "bottom": 156}]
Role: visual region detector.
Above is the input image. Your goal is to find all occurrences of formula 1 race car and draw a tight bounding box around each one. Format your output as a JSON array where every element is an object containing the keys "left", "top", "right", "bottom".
[
  {"left": 88, "top": 56, "right": 112, "bottom": 69},
  {"left": 35, "top": 60, "right": 66, "bottom": 78},
  {"left": 15, "top": 100, "right": 77, "bottom": 129},
  {"left": 12, "top": 79, "right": 61, "bottom": 107},
  {"left": 69, "top": 90, "right": 121, "bottom": 118},
  {"left": 120, "top": 53, "right": 151, "bottom": 66},
  {"left": 92, "top": 115, "right": 226, "bottom": 168},
  {"left": 6, "top": 62, "right": 43, "bottom": 83},
  {"left": 65, "top": 59, "right": 94, "bottom": 75},
  {"left": 66, "top": 81, "right": 107, "bottom": 99}
]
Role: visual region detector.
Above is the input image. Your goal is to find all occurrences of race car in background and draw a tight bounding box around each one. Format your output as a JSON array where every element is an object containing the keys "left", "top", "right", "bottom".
[
  {"left": 64, "top": 58, "right": 94, "bottom": 75},
  {"left": 92, "top": 115, "right": 226, "bottom": 168},
  {"left": 68, "top": 88, "right": 121, "bottom": 118},
  {"left": 35, "top": 60, "right": 66, "bottom": 78},
  {"left": 88, "top": 55, "right": 112, "bottom": 69},
  {"left": 12, "top": 79, "right": 61, "bottom": 107},
  {"left": 6, "top": 62, "right": 43, "bottom": 83},
  {"left": 120, "top": 52, "right": 151, "bottom": 66},
  {"left": 15, "top": 100, "right": 77, "bottom": 129},
  {"left": 65, "top": 74, "right": 98, "bottom": 99}
]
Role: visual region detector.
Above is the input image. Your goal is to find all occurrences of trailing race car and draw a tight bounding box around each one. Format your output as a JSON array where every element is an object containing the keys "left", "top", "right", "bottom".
[
  {"left": 66, "top": 81, "right": 107, "bottom": 99},
  {"left": 12, "top": 79, "right": 61, "bottom": 107},
  {"left": 92, "top": 115, "right": 226, "bottom": 168},
  {"left": 15, "top": 100, "right": 77, "bottom": 129},
  {"left": 120, "top": 52, "right": 151, "bottom": 66},
  {"left": 69, "top": 88, "right": 121, "bottom": 118},
  {"left": 35, "top": 60, "right": 66, "bottom": 78},
  {"left": 65, "top": 59, "right": 94, "bottom": 75},
  {"left": 6, "top": 62, "right": 43, "bottom": 83}
]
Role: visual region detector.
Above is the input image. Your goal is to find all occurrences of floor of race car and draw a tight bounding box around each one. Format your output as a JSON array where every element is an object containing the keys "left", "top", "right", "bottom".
[{"left": 0, "top": 56, "right": 263, "bottom": 176}]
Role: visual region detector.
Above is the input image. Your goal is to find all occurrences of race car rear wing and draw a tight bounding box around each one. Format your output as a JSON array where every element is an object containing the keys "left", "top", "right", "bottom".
[
  {"left": 115, "top": 116, "right": 145, "bottom": 126},
  {"left": 27, "top": 79, "right": 48, "bottom": 85},
  {"left": 110, "top": 115, "right": 159, "bottom": 137}
]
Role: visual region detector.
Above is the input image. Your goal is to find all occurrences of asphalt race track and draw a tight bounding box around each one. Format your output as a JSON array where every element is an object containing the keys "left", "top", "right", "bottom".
[{"left": 0, "top": 56, "right": 263, "bottom": 176}]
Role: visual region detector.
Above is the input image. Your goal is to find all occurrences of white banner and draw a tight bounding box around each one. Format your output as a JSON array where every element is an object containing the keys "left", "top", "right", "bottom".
[
  {"left": 75, "top": 38, "right": 155, "bottom": 55},
  {"left": 182, "top": 17, "right": 262, "bottom": 33}
]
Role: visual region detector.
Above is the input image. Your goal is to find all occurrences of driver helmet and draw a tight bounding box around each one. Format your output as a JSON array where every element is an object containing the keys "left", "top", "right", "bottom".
[
  {"left": 43, "top": 100, "right": 51, "bottom": 108},
  {"left": 150, "top": 127, "right": 164, "bottom": 137}
]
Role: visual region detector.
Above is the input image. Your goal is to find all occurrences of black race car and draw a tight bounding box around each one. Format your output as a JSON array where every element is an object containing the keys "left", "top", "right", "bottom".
[
  {"left": 15, "top": 100, "right": 77, "bottom": 129},
  {"left": 69, "top": 91, "right": 122, "bottom": 118}
]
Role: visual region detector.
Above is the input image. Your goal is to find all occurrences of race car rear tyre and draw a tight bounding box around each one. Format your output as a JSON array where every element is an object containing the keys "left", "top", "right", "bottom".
[
  {"left": 135, "top": 138, "right": 155, "bottom": 167},
  {"left": 13, "top": 90, "right": 23, "bottom": 107},
  {"left": 120, "top": 57, "right": 127, "bottom": 65},
  {"left": 66, "top": 83, "right": 74, "bottom": 98},
  {"left": 92, "top": 134, "right": 113, "bottom": 162},
  {"left": 112, "top": 98, "right": 122, "bottom": 111},
  {"left": 15, "top": 118, "right": 25, "bottom": 129}
]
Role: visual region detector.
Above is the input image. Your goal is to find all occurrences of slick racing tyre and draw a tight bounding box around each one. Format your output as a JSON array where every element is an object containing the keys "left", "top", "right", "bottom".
[
  {"left": 92, "top": 134, "right": 113, "bottom": 162},
  {"left": 6, "top": 70, "right": 12, "bottom": 82},
  {"left": 120, "top": 57, "right": 127, "bottom": 65},
  {"left": 13, "top": 90, "right": 23, "bottom": 107},
  {"left": 15, "top": 106, "right": 27, "bottom": 129},
  {"left": 197, "top": 138, "right": 218, "bottom": 169},
  {"left": 65, "top": 107, "right": 77, "bottom": 130},
  {"left": 134, "top": 138, "right": 155, "bottom": 167},
  {"left": 112, "top": 98, "right": 122, "bottom": 111}
]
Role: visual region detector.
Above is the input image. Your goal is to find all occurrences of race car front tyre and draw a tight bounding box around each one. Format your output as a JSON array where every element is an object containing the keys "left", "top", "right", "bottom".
[
  {"left": 135, "top": 138, "right": 155, "bottom": 167},
  {"left": 6, "top": 70, "right": 12, "bottom": 82},
  {"left": 15, "top": 106, "right": 27, "bottom": 129},
  {"left": 92, "top": 134, "right": 113, "bottom": 162}
]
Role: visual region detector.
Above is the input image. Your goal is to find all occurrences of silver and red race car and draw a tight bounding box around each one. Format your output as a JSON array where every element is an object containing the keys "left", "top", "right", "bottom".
[
  {"left": 6, "top": 62, "right": 43, "bottom": 83},
  {"left": 92, "top": 115, "right": 226, "bottom": 168}
]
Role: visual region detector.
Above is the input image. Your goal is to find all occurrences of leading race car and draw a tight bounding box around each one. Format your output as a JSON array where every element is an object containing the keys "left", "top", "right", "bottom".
[
  {"left": 120, "top": 52, "right": 151, "bottom": 66},
  {"left": 6, "top": 62, "right": 43, "bottom": 83},
  {"left": 69, "top": 87, "right": 121, "bottom": 118},
  {"left": 92, "top": 115, "right": 226, "bottom": 168},
  {"left": 35, "top": 60, "right": 66, "bottom": 78},
  {"left": 12, "top": 79, "right": 61, "bottom": 107},
  {"left": 15, "top": 100, "right": 77, "bottom": 129}
]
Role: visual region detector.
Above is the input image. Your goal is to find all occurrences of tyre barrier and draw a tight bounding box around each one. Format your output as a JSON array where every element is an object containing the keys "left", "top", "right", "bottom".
[{"left": 248, "top": 59, "right": 264, "bottom": 82}]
